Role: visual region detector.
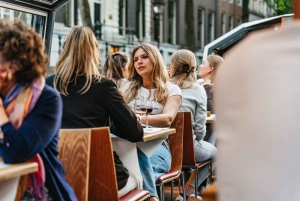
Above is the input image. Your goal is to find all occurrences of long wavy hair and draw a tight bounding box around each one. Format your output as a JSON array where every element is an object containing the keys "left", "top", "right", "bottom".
[
  {"left": 54, "top": 26, "right": 101, "bottom": 95},
  {"left": 123, "top": 43, "right": 169, "bottom": 104},
  {"left": 170, "top": 49, "right": 197, "bottom": 89},
  {"left": 102, "top": 52, "right": 128, "bottom": 88}
]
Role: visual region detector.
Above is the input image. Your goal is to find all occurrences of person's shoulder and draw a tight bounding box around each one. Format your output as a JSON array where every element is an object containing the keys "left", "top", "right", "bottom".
[
  {"left": 166, "top": 81, "right": 180, "bottom": 90},
  {"left": 166, "top": 81, "right": 181, "bottom": 96},
  {"left": 43, "top": 84, "right": 60, "bottom": 97},
  {"left": 92, "top": 77, "right": 117, "bottom": 89}
]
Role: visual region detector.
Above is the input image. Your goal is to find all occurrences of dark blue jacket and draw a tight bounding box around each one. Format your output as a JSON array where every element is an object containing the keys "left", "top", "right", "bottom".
[{"left": 0, "top": 85, "right": 77, "bottom": 201}]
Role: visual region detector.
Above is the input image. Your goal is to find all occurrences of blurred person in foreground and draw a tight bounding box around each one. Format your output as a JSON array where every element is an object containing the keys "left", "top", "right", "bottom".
[
  {"left": 169, "top": 49, "right": 217, "bottom": 201},
  {"left": 46, "top": 26, "right": 143, "bottom": 197},
  {"left": 214, "top": 3, "right": 300, "bottom": 201},
  {"left": 121, "top": 43, "right": 181, "bottom": 201},
  {"left": 0, "top": 19, "right": 76, "bottom": 200},
  {"left": 102, "top": 52, "right": 129, "bottom": 89},
  {"left": 198, "top": 55, "right": 224, "bottom": 145}
]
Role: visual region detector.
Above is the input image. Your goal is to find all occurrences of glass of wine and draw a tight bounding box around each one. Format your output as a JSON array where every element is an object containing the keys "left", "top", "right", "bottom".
[
  {"left": 135, "top": 97, "right": 146, "bottom": 121},
  {"left": 144, "top": 99, "right": 153, "bottom": 131}
]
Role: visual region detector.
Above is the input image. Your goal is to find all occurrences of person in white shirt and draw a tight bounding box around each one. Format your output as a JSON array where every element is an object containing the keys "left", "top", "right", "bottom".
[{"left": 121, "top": 43, "right": 181, "bottom": 201}]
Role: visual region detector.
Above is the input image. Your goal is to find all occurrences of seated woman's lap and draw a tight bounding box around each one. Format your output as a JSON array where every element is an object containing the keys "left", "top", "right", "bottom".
[{"left": 194, "top": 140, "right": 217, "bottom": 162}]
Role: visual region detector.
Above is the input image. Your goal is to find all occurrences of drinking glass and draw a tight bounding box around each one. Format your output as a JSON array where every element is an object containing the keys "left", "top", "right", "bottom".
[
  {"left": 144, "top": 99, "right": 153, "bottom": 131},
  {"left": 135, "top": 97, "right": 146, "bottom": 121}
]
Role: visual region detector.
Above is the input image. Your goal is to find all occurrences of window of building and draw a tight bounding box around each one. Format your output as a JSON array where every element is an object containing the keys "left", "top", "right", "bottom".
[
  {"left": 109, "top": 46, "right": 120, "bottom": 54},
  {"left": 208, "top": 12, "right": 215, "bottom": 43},
  {"left": 94, "top": 3, "right": 101, "bottom": 40},
  {"left": 238, "top": 0, "right": 243, "bottom": 6},
  {"left": 118, "top": 0, "right": 127, "bottom": 35},
  {"left": 228, "top": 15, "right": 233, "bottom": 31},
  {"left": 237, "top": 18, "right": 242, "bottom": 25},
  {"left": 197, "top": 9, "right": 204, "bottom": 49},
  {"left": 136, "top": 0, "right": 145, "bottom": 40},
  {"left": 167, "top": 0, "right": 176, "bottom": 44},
  {"left": 221, "top": 12, "right": 226, "bottom": 35},
  {"left": 228, "top": 0, "right": 233, "bottom": 3}
]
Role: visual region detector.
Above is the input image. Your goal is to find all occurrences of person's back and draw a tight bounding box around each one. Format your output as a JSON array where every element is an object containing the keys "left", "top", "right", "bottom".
[
  {"left": 46, "top": 26, "right": 143, "bottom": 197},
  {"left": 214, "top": 20, "right": 300, "bottom": 201},
  {"left": 179, "top": 83, "right": 207, "bottom": 140}
]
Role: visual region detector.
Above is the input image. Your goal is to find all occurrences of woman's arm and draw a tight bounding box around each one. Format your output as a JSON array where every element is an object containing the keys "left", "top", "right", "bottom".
[
  {"left": 0, "top": 87, "right": 62, "bottom": 163},
  {"left": 140, "top": 95, "right": 181, "bottom": 127},
  {"left": 105, "top": 80, "right": 144, "bottom": 142}
]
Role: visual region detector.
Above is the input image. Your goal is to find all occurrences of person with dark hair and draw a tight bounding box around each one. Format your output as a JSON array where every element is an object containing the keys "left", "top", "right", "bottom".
[
  {"left": 46, "top": 26, "right": 143, "bottom": 197},
  {"left": 0, "top": 19, "right": 76, "bottom": 200},
  {"left": 102, "top": 52, "right": 129, "bottom": 89}
]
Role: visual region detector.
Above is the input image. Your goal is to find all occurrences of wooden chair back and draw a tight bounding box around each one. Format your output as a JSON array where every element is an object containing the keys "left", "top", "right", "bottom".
[
  {"left": 182, "top": 112, "right": 197, "bottom": 166},
  {"left": 58, "top": 127, "right": 119, "bottom": 201},
  {"left": 169, "top": 112, "right": 185, "bottom": 171}
]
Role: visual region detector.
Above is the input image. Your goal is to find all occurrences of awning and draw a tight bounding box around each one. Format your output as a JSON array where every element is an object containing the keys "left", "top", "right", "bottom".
[
  {"left": 203, "top": 14, "right": 294, "bottom": 58},
  {"left": 0, "top": 0, "right": 69, "bottom": 11}
]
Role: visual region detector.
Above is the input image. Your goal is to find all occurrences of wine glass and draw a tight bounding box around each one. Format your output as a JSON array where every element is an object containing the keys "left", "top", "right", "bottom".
[
  {"left": 144, "top": 99, "right": 153, "bottom": 131},
  {"left": 135, "top": 97, "right": 146, "bottom": 121}
]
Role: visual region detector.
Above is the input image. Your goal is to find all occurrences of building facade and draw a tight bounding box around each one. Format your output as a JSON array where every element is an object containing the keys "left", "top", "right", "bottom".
[{"left": 49, "top": 0, "right": 266, "bottom": 69}]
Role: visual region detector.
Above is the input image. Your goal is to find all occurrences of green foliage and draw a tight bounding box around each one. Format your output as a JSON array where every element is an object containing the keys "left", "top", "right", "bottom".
[{"left": 264, "top": 0, "right": 293, "bottom": 16}]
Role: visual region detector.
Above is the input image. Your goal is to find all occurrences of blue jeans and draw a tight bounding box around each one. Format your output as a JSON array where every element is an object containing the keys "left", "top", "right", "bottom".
[
  {"left": 188, "top": 140, "right": 217, "bottom": 186},
  {"left": 137, "top": 144, "right": 172, "bottom": 197}
]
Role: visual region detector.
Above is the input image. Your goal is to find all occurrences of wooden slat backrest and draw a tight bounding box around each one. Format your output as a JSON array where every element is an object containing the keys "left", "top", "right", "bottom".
[
  {"left": 89, "top": 127, "right": 119, "bottom": 200},
  {"left": 58, "top": 129, "right": 91, "bottom": 201},
  {"left": 58, "top": 127, "right": 119, "bottom": 201},
  {"left": 169, "top": 112, "right": 184, "bottom": 171},
  {"left": 182, "top": 112, "right": 197, "bottom": 166}
]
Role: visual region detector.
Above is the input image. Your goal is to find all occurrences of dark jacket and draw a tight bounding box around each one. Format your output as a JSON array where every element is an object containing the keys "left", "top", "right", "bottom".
[
  {"left": 46, "top": 75, "right": 143, "bottom": 190},
  {"left": 0, "top": 85, "right": 77, "bottom": 201}
]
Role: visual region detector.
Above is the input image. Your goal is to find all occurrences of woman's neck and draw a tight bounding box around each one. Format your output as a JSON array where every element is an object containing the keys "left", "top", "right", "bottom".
[
  {"left": 142, "top": 78, "right": 155, "bottom": 89},
  {"left": 203, "top": 74, "right": 212, "bottom": 81}
]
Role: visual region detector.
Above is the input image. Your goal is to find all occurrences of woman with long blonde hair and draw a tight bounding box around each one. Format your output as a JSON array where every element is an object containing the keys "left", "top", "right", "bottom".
[
  {"left": 198, "top": 54, "right": 224, "bottom": 145},
  {"left": 169, "top": 50, "right": 217, "bottom": 200},
  {"left": 46, "top": 26, "right": 143, "bottom": 198},
  {"left": 121, "top": 43, "right": 181, "bottom": 201}
]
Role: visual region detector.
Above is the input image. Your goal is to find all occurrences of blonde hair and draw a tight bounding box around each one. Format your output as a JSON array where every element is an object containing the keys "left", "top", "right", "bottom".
[
  {"left": 207, "top": 54, "right": 224, "bottom": 75},
  {"left": 170, "top": 49, "right": 197, "bottom": 89},
  {"left": 124, "top": 43, "right": 169, "bottom": 104},
  {"left": 102, "top": 52, "right": 128, "bottom": 88},
  {"left": 54, "top": 26, "right": 101, "bottom": 95}
]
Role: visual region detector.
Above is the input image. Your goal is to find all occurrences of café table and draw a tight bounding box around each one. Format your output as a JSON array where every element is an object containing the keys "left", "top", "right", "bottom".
[
  {"left": 0, "top": 158, "right": 38, "bottom": 201},
  {"left": 206, "top": 114, "right": 216, "bottom": 124},
  {"left": 111, "top": 128, "right": 176, "bottom": 189}
]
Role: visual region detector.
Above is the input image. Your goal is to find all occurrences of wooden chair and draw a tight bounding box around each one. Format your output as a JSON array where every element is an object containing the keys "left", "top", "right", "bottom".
[
  {"left": 58, "top": 127, "right": 150, "bottom": 201},
  {"left": 182, "top": 112, "right": 213, "bottom": 197},
  {"left": 156, "top": 112, "right": 185, "bottom": 201}
]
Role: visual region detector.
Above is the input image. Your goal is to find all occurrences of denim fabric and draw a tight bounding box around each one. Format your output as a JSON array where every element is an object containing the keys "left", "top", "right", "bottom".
[
  {"left": 188, "top": 140, "right": 217, "bottom": 186},
  {"left": 137, "top": 144, "right": 172, "bottom": 197}
]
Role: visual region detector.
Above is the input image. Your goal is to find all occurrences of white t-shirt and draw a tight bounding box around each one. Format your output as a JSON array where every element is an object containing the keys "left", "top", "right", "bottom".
[{"left": 121, "top": 81, "right": 181, "bottom": 115}]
